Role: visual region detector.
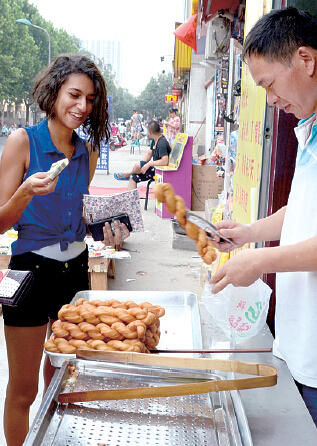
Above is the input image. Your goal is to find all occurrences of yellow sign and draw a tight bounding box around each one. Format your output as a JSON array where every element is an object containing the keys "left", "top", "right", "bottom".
[
  {"left": 232, "top": 0, "right": 272, "bottom": 225},
  {"left": 165, "top": 95, "right": 177, "bottom": 103}
]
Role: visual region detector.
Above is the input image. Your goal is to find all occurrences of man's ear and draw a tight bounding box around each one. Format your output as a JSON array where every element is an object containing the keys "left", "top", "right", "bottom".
[{"left": 297, "top": 46, "right": 316, "bottom": 77}]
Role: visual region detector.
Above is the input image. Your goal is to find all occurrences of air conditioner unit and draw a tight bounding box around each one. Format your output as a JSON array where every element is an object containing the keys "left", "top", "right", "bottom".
[{"left": 205, "top": 16, "right": 230, "bottom": 60}]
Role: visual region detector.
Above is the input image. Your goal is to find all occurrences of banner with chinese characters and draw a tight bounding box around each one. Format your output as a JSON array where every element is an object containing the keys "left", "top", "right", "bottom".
[{"left": 232, "top": 0, "right": 272, "bottom": 225}]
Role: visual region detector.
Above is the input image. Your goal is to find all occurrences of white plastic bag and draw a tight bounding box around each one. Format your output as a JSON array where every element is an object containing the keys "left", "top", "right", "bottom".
[{"left": 202, "top": 279, "right": 272, "bottom": 344}]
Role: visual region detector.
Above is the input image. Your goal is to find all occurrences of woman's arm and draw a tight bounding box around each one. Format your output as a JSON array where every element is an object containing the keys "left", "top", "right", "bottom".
[
  {"left": 0, "top": 129, "right": 57, "bottom": 233},
  {"left": 165, "top": 118, "right": 180, "bottom": 130},
  {"left": 88, "top": 144, "right": 99, "bottom": 184}
]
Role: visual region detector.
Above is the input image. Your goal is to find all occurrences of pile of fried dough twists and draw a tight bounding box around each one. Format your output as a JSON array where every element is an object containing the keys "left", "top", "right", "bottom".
[
  {"left": 155, "top": 183, "right": 217, "bottom": 264},
  {"left": 44, "top": 298, "right": 165, "bottom": 354}
]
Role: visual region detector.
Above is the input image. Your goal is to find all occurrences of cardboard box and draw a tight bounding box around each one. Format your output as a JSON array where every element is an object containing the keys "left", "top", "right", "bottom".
[{"left": 191, "top": 165, "right": 224, "bottom": 211}]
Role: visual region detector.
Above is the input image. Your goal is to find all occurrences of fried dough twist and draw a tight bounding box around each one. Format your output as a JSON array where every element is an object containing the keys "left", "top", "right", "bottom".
[
  {"left": 45, "top": 299, "right": 164, "bottom": 355},
  {"left": 45, "top": 336, "right": 149, "bottom": 354},
  {"left": 155, "top": 183, "right": 217, "bottom": 264}
]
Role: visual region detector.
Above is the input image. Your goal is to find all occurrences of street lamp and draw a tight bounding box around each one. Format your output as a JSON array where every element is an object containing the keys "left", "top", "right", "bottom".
[{"left": 16, "top": 18, "right": 51, "bottom": 65}]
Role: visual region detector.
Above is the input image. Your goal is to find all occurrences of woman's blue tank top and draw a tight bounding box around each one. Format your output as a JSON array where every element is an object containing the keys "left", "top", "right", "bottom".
[{"left": 11, "top": 119, "right": 90, "bottom": 256}]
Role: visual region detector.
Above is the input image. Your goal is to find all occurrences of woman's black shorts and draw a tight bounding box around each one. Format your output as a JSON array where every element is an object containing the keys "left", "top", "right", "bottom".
[{"left": 2, "top": 248, "right": 89, "bottom": 327}]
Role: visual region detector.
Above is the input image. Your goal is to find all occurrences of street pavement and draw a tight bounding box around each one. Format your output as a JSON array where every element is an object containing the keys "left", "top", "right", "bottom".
[{"left": 0, "top": 141, "right": 202, "bottom": 445}]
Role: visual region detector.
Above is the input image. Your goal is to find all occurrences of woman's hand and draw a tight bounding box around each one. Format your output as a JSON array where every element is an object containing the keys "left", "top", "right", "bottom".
[
  {"left": 22, "top": 172, "right": 58, "bottom": 197},
  {"left": 211, "top": 220, "right": 252, "bottom": 252},
  {"left": 102, "top": 220, "right": 130, "bottom": 251}
]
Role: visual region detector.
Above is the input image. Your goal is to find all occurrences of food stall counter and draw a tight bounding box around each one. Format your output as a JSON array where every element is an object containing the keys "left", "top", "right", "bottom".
[{"left": 200, "top": 305, "right": 317, "bottom": 445}]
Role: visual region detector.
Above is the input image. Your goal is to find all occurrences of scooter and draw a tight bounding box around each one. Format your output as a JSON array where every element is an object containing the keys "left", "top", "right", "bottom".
[{"left": 109, "top": 134, "right": 127, "bottom": 151}]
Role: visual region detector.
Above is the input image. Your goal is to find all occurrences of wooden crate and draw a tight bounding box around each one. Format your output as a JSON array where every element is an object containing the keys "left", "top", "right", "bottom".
[{"left": 88, "top": 257, "right": 116, "bottom": 290}]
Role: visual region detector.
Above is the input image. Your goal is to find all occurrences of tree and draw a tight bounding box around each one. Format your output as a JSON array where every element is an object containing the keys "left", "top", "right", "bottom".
[
  {"left": 0, "top": 0, "right": 174, "bottom": 125},
  {"left": 136, "top": 72, "right": 173, "bottom": 119},
  {"left": 0, "top": 0, "right": 80, "bottom": 122},
  {"left": 103, "top": 68, "right": 135, "bottom": 121}
]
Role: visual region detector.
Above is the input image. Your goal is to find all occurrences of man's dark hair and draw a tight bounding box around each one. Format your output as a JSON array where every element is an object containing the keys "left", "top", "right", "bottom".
[
  {"left": 33, "top": 54, "right": 110, "bottom": 151},
  {"left": 242, "top": 7, "right": 317, "bottom": 64},
  {"left": 148, "top": 120, "right": 161, "bottom": 134}
]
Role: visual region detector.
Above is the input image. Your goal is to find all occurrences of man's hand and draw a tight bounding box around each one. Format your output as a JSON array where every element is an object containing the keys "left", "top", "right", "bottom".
[
  {"left": 140, "top": 162, "right": 151, "bottom": 175},
  {"left": 102, "top": 220, "right": 130, "bottom": 251},
  {"left": 22, "top": 172, "right": 58, "bottom": 197},
  {"left": 211, "top": 220, "right": 252, "bottom": 252},
  {"left": 210, "top": 248, "right": 264, "bottom": 293}
]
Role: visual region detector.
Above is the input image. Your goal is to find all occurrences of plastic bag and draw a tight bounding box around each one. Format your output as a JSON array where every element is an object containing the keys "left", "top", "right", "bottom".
[{"left": 202, "top": 279, "right": 272, "bottom": 344}]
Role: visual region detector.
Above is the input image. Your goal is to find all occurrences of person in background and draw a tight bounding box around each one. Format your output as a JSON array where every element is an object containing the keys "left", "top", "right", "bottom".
[
  {"left": 114, "top": 120, "right": 170, "bottom": 190},
  {"left": 130, "top": 109, "right": 142, "bottom": 141},
  {"left": 111, "top": 122, "right": 118, "bottom": 137},
  {"left": 210, "top": 7, "right": 317, "bottom": 425},
  {"left": 119, "top": 121, "right": 126, "bottom": 138},
  {"left": 165, "top": 108, "right": 180, "bottom": 146},
  {"left": 0, "top": 54, "right": 128, "bottom": 446},
  {"left": 8, "top": 123, "right": 17, "bottom": 135},
  {"left": 1, "top": 123, "right": 8, "bottom": 137}
]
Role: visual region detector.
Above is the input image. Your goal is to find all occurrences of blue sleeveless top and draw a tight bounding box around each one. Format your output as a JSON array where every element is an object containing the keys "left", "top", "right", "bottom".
[{"left": 12, "top": 119, "right": 90, "bottom": 256}]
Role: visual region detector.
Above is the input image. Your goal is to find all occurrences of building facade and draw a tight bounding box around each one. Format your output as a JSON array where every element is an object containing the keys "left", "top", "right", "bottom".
[{"left": 81, "top": 39, "right": 122, "bottom": 84}]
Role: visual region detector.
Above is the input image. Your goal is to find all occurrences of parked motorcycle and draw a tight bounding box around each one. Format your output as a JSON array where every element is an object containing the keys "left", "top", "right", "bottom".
[{"left": 109, "top": 134, "right": 127, "bottom": 151}]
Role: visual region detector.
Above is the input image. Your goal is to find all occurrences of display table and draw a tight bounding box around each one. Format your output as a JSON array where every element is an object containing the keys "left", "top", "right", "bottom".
[{"left": 27, "top": 294, "right": 317, "bottom": 445}]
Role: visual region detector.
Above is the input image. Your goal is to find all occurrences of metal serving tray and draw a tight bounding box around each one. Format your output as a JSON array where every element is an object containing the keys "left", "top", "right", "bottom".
[
  {"left": 36, "top": 291, "right": 252, "bottom": 446},
  {"left": 25, "top": 358, "right": 247, "bottom": 446},
  {"left": 46, "top": 291, "right": 203, "bottom": 367}
]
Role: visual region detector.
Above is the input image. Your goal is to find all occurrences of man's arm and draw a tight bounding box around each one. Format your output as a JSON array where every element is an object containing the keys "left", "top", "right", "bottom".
[
  {"left": 140, "top": 155, "right": 168, "bottom": 174},
  {"left": 143, "top": 149, "right": 153, "bottom": 163},
  {"left": 212, "top": 206, "right": 287, "bottom": 252},
  {"left": 148, "top": 155, "right": 169, "bottom": 167},
  {"left": 249, "top": 206, "right": 286, "bottom": 242},
  {"left": 211, "top": 235, "right": 317, "bottom": 293}
]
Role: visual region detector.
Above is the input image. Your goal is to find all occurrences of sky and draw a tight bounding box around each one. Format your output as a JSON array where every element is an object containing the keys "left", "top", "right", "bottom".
[{"left": 30, "top": 0, "right": 186, "bottom": 96}]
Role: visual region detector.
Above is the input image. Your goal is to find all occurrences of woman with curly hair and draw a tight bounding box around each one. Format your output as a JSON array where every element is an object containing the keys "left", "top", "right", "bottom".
[{"left": 0, "top": 54, "right": 119, "bottom": 446}]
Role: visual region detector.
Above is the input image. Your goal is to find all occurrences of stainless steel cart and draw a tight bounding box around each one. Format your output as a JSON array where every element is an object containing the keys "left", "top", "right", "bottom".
[{"left": 25, "top": 291, "right": 252, "bottom": 446}]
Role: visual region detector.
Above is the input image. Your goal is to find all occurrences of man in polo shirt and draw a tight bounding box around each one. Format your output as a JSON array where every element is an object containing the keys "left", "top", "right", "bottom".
[{"left": 210, "top": 7, "right": 317, "bottom": 424}]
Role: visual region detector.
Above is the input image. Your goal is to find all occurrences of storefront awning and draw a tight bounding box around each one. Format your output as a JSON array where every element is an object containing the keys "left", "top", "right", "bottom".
[
  {"left": 202, "top": 0, "right": 240, "bottom": 23},
  {"left": 173, "top": 23, "right": 192, "bottom": 79}
]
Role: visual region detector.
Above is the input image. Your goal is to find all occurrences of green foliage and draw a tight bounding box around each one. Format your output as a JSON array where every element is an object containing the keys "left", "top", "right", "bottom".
[
  {"left": 0, "top": 0, "right": 80, "bottom": 108},
  {"left": 103, "top": 70, "right": 173, "bottom": 122},
  {"left": 103, "top": 69, "right": 135, "bottom": 121},
  {"left": 136, "top": 72, "right": 173, "bottom": 119},
  {"left": 0, "top": 0, "right": 174, "bottom": 124}
]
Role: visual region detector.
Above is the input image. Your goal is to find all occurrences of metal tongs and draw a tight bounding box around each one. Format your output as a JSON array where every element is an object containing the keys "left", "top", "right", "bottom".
[{"left": 185, "top": 211, "right": 237, "bottom": 248}]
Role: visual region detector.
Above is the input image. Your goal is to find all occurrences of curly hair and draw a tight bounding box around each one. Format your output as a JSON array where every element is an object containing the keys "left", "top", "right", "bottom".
[{"left": 33, "top": 54, "right": 110, "bottom": 151}]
